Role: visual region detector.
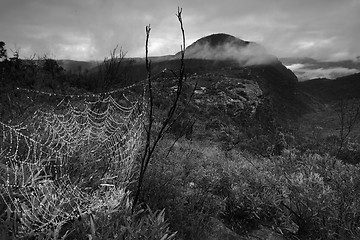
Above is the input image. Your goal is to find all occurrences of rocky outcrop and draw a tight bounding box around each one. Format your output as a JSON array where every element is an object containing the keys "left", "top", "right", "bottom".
[{"left": 191, "top": 71, "right": 262, "bottom": 119}]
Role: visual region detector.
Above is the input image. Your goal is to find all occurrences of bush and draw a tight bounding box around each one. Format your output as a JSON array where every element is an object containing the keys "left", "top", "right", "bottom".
[
  {"left": 139, "top": 139, "right": 227, "bottom": 239},
  {"left": 140, "top": 138, "right": 360, "bottom": 239},
  {"left": 270, "top": 152, "right": 360, "bottom": 239}
]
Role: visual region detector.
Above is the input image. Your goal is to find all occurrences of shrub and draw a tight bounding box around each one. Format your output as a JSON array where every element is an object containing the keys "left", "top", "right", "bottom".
[
  {"left": 141, "top": 139, "right": 360, "bottom": 239},
  {"left": 270, "top": 153, "right": 360, "bottom": 239},
  {"left": 139, "top": 139, "right": 227, "bottom": 239}
]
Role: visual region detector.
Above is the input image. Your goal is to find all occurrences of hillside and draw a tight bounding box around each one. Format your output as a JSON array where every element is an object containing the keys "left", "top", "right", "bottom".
[
  {"left": 298, "top": 72, "right": 360, "bottom": 102},
  {"left": 116, "top": 34, "right": 303, "bottom": 121}
]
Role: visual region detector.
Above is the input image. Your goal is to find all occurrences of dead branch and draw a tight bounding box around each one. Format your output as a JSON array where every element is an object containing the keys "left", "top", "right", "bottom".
[{"left": 132, "top": 8, "right": 186, "bottom": 210}]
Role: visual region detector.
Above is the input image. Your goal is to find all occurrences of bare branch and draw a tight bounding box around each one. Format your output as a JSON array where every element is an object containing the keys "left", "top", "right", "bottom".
[
  {"left": 336, "top": 98, "right": 360, "bottom": 155},
  {"left": 99, "top": 45, "right": 127, "bottom": 91},
  {"left": 132, "top": 9, "right": 187, "bottom": 210}
]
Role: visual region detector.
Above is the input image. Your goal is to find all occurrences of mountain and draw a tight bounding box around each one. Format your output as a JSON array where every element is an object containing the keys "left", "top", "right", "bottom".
[
  {"left": 180, "top": 34, "right": 304, "bottom": 116},
  {"left": 179, "top": 33, "right": 277, "bottom": 66},
  {"left": 60, "top": 34, "right": 305, "bottom": 122},
  {"left": 94, "top": 33, "right": 297, "bottom": 84},
  {"left": 179, "top": 33, "right": 297, "bottom": 83},
  {"left": 117, "top": 34, "right": 305, "bottom": 121}
]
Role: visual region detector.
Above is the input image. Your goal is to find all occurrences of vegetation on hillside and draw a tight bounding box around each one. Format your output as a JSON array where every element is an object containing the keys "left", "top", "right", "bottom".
[{"left": 1, "top": 9, "right": 360, "bottom": 240}]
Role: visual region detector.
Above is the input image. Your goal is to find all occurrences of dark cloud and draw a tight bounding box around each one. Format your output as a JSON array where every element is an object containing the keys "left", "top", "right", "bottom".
[{"left": 0, "top": 0, "right": 359, "bottom": 61}]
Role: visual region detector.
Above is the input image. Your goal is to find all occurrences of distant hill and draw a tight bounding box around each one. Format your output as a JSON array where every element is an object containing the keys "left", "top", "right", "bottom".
[
  {"left": 298, "top": 72, "right": 360, "bottom": 102},
  {"left": 57, "top": 60, "right": 99, "bottom": 73}
]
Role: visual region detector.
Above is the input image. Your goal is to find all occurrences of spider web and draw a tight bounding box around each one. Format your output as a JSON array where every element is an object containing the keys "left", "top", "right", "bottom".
[{"left": 0, "top": 89, "right": 145, "bottom": 237}]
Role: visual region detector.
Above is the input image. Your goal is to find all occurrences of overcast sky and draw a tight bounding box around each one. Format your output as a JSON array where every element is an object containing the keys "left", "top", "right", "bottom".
[{"left": 1, "top": 0, "right": 359, "bottom": 61}]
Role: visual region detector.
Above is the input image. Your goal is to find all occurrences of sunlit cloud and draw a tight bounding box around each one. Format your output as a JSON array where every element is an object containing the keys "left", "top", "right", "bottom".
[
  {"left": 54, "top": 42, "right": 97, "bottom": 60},
  {"left": 296, "top": 41, "right": 316, "bottom": 50},
  {"left": 286, "top": 63, "right": 306, "bottom": 71}
]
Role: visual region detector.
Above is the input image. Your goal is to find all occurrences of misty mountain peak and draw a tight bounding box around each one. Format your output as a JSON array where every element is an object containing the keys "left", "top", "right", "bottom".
[
  {"left": 191, "top": 33, "right": 250, "bottom": 48},
  {"left": 184, "top": 33, "right": 277, "bottom": 66}
]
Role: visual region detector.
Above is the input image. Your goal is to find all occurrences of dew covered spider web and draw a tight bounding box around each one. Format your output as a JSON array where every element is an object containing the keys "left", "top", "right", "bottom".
[{"left": 0, "top": 84, "right": 146, "bottom": 237}]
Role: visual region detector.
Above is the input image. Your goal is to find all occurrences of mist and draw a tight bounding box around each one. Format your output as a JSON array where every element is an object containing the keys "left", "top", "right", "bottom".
[
  {"left": 286, "top": 63, "right": 359, "bottom": 80},
  {"left": 183, "top": 41, "right": 278, "bottom": 66}
]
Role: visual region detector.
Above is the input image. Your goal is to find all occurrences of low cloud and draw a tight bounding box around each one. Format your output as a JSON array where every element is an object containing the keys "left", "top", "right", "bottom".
[
  {"left": 286, "top": 64, "right": 359, "bottom": 80},
  {"left": 184, "top": 41, "right": 277, "bottom": 66},
  {"left": 286, "top": 63, "right": 306, "bottom": 71}
]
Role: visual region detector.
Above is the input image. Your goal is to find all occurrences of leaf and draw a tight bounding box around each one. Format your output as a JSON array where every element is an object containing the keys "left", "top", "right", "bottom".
[{"left": 89, "top": 213, "right": 96, "bottom": 237}]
